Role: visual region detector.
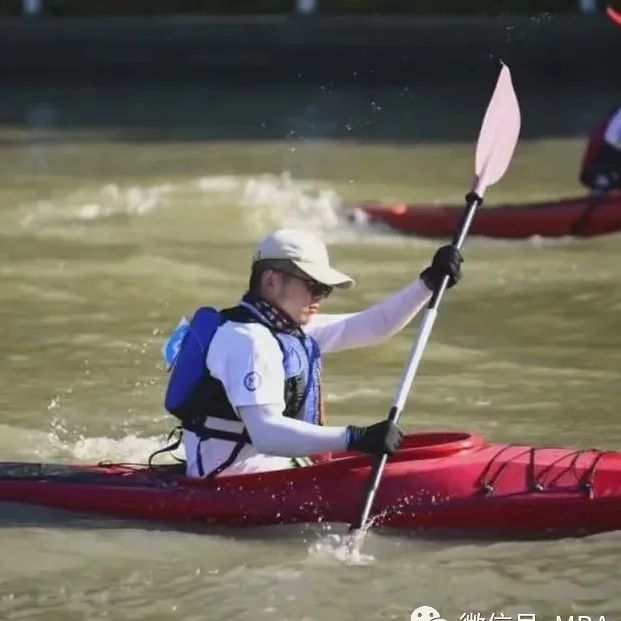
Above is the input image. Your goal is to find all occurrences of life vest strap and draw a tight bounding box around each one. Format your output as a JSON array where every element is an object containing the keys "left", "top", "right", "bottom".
[
  {"left": 147, "top": 424, "right": 252, "bottom": 471},
  {"left": 148, "top": 426, "right": 185, "bottom": 469},
  {"left": 192, "top": 425, "right": 251, "bottom": 444},
  {"left": 196, "top": 438, "right": 248, "bottom": 478}
]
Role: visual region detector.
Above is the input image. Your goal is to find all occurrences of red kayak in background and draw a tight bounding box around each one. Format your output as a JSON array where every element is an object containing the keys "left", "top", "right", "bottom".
[
  {"left": 2, "top": 431, "right": 621, "bottom": 537},
  {"left": 348, "top": 194, "right": 621, "bottom": 239}
]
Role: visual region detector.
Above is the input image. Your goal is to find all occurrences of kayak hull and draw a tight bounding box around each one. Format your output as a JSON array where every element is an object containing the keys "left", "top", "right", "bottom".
[
  {"left": 2, "top": 432, "right": 621, "bottom": 536},
  {"left": 349, "top": 194, "right": 621, "bottom": 239}
]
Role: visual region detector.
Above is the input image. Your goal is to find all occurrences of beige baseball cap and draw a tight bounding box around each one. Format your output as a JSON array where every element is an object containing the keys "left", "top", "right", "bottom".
[{"left": 252, "top": 229, "right": 355, "bottom": 289}]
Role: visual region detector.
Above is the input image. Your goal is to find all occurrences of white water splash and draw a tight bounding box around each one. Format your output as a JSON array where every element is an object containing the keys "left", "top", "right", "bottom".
[
  {"left": 68, "top": 435, "right": 165, "bottom": 463},
  {"left": 239, "top": 172, "right": 343, "bottom": 232},
  {"left": 19, "top": 182, "right": 173, "bottom": 228},
  {"left": 195, "top": 175, "right": 241, "bottom": 194},
  {"left": 235, "top": 171, "right": 407, "bottom": 247},
  {"left": 9, "top": 172, "right": 400, "bottom": 247},
  {"left": 307, "top": 532, "right": 376, "bottom": 566},
  {"left": 195, "top": 171, "right": 347, "bottom": 234},
  {"left": 31, "top": 416, "right": 170, "bottom": 464}
]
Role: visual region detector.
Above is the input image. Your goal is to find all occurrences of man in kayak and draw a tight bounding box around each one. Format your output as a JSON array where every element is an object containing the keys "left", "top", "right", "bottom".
[
  {"left": 579, "top": 106, "right": 621, "bottom": 195},
  {"left": 161, "top": 229, "right": 462, "bottom": 478}
]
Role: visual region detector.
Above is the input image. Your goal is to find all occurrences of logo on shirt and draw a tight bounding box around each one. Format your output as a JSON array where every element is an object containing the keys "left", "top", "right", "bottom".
[{"left": 243, "top": 371, "right": 262, "bottom": 392}]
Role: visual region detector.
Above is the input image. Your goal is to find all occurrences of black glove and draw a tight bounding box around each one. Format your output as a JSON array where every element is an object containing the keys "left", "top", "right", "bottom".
[
  {"left": 420, "top": 244, "right": 463, "bottom": 291},
  {"left": 346, "top": 420, "right": 404, "bottom": 455}
]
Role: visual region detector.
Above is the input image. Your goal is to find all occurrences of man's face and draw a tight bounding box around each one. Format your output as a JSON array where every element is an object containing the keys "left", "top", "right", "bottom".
[{"left": 263, "top": 269, "right": 333, "bottom": 325}]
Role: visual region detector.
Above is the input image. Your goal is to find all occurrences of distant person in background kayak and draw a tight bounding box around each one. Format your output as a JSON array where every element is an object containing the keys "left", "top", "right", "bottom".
[
  {"left": 160, "top": 229, "right": 462, "bottom": 478},
  {"left": 579, "top": 106, "right": 621, "bottom": 195}
]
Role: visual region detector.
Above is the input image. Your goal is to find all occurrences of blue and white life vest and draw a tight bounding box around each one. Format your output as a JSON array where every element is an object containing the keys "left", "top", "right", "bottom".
[{"left": 160, "top": 304, "right": 322, "bottom": 475}]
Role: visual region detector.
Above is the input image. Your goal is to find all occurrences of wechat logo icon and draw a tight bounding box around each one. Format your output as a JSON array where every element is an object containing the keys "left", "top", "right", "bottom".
[{"left": 411, "top": 606, "right": 446, "bottom": 621}]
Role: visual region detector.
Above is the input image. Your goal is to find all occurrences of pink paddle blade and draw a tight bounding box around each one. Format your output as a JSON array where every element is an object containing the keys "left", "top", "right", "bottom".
[{"left": 473, "top": 63, "right": 521, "bottom": 196}]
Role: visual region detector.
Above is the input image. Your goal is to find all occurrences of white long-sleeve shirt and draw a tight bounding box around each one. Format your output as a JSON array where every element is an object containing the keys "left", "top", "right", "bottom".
[
  {"left": 604, "top": 107, "right": 621, "bottom": 150},
  {"left": 182, "top": 278, "right": 432, "bottom": 477}
]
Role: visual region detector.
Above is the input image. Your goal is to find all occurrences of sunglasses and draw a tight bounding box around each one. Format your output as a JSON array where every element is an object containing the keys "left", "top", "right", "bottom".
[{"left": 276, "top": 270, "right": 333, "bottom": 298}]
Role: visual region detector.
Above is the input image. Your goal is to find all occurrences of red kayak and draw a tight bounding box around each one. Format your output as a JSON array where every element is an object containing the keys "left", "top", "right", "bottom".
[
  {"left": 348, "top": 194, "right": 621, "bottom": 239},
  {"left": 1, "top": 432, "right": 621, "bottom": 536}
]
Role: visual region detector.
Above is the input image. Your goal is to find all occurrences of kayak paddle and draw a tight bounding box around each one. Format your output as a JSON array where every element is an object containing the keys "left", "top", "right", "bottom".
[{"left": 347, "top": 63, "right": 521, "bottom": 552}]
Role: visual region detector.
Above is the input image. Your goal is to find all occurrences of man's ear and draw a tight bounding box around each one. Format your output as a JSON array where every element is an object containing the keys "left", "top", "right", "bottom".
[{"left": 262, "top": 269, "right": 277, "bottom": 291}]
